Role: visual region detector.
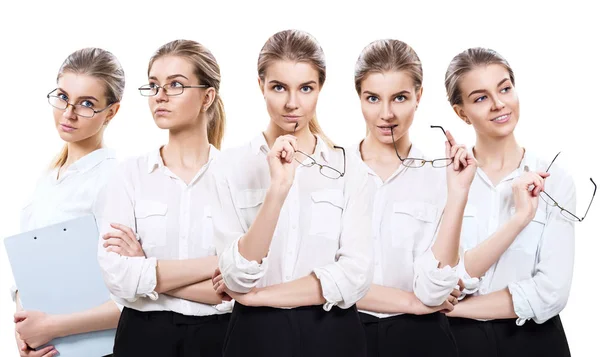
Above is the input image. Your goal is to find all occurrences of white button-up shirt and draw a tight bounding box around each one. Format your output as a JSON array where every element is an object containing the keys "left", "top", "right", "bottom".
[
  {"left": 215, "top": 134, "right": 375, "bottom": 311},
  {"left": 13, "top": 148, "right": 117, "bottom": 302},
  {"left": 96, "top": 146, "right": 229, "bottom": 316},
  {"left": 352, "top": 144, "right": 459, "bottom": 318},
  {"left": 457, "top": 149, "right": 576, "bottom": 325}
]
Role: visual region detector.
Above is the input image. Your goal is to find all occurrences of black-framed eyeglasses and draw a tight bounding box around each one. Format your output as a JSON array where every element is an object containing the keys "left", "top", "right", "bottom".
[
  {"left": 539, "top": 152, "right": 596, "bottom": 222},
  {"left": 47, "top": 89, "right": 113, "bottom": 118},
  {"left": 138, "top": 82, "right": 208, "bottom": 97},
  {"left": 390, "top": 125, "right": 454, "bottom": 168},
  {"left": 292, "top": 123, "right": 345, "bottom": 179}
]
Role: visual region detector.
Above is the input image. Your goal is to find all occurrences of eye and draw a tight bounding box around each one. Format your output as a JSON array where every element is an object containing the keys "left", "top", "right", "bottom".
[
  {"left": 300, "top": 86, "right": 313, "bottom": 93},
  {"left": 475, "top": 95, "right": 487, "bottom": 103},
  {"left": 367, "top": 96, "right": 379, "bottom": 103},
  {"left": 80, "top": 100, "right": 94, "bottom": 108},
  {"left": 170, "top": 81, "right": 184, "bottom": 88},
  {"left": 273, "top": 84, "right": 285, "bottom": 92},
  {"left": 500, "top": 86, "right": 512, "bottom": 94},
  {"left": 57, "top": 93, "right": 68, "bottom": 101},
  {"left": 148, "top": 83, "right": 158, "bottom": 89},
  {"left": 394, "top": 95, "right": 407, "bottom": 103}
]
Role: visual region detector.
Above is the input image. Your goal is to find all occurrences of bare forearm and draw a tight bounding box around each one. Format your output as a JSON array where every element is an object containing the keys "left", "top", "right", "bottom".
[
  {"left": 155, "top": 256, "right": 218, "bottom": 293},
  {"left": 432, "top": 195, "right": 468, "bottom": 268},
  {"left": 448, "top": 288, "right": 517, "bottom": 320},
  {"left": 253, "top": 274, "right": 326, "bottom": 308},
  {"left": 53, "top": 300, "right": 120, "bottom": 338},
  {"left": 357, "top": 285, "right": 422, "bottom": 314},
  {"left": 238, "top": 185, "right": 288, "bottom": 262},
  {"left": 464, "top": 216, "right": 529, "bottom": 278},
  {"left": 165, "top": 279, "right": 224, "bottom": 305}
]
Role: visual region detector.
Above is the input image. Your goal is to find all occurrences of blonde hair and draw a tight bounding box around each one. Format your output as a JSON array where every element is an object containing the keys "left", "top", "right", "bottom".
[
  {"left": 149, "top": 40, "right": 226, "bottom": 149},
  {"left": 445, "top": 47, "right": 515, "bottom": 106},
  {"left": 52, "top": 48, "right": 125, "bottom": 169},
  {"left": 354, "top": 39, "right": 423, "bottom": 94},
  {"left": 257, "top": 29, "right": 333, "bottom": 146}
]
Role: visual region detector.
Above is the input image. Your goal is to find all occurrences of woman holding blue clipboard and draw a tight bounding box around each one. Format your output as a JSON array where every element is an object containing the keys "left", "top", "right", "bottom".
[
  {"left": 97, "top": 39, "right": 231, "bottom": 357},
  {"left": 13, "top": 48, "right": 125, "bottom": 357}
]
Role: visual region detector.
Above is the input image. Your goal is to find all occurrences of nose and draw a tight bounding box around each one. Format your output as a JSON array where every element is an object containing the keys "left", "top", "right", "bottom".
[
  {"left": 62, "top": 103, "right": 77, "bottom": 119},
  {"left": 380, "top": 101, "right": 394, "bottom": 120},
  {"left": 491, "top": 95, "right": 505, "bottom": 111},
  {"left": 155, "top": 86, "right": 168, "bottom": 102},
  {"left": 285, "top": 91, "right": 299, "bottom": 110}
]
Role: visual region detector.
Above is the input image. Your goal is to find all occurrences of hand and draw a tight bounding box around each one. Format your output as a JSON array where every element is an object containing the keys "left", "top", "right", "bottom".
[
  {"left": 14, "top": 311, "right": 60, "bottom": 350},
  {"left": 413, "top": 296, "right": 455, "bottom": 315},
  {"left": 223, "top": 287, "right": 259, "bottom": 307},
  {"left": 267, "top": 135, "right": 298, "bottom": 189},
  {"left": 512, "top": 170, "right": 551, "bottom": 222},
  {"left": 212, "top": 268, "right": 232, "bottom": 302},
  {"left": 445, "top": 130, "right": 477, "bottom": 196},
  {"left": 15, "top": 330, "right": 57, "bottom": 357},
  {"left": 103, "top": 223, "right": 145, "bottom": 257}
]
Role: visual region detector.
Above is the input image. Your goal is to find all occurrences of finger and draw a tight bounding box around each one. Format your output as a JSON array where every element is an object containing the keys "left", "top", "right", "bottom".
[
  {"left": 213, "top": 274, "right": 223, "bottom": 285},
  {"left": 453, "top": 150, "right": 463, "bottom": 171},
  {"left": 538, "top": 172, "right": 551, "bottom": 179},
  {"left": 450, "top": 144, "right": 461, "bottom": 159},
  {"left": 102, "top": 238, "right": 128, "bottom": 249},
  {"left": 459, "top": 150, "right": 468, "bottom": 168},
  {"left": 106, "top": 246, "right": 123, "bottom": 255},
  {"left": 457, "top": 279, "right": 465, "bottom": 291},
  {"left": 31, "top": 346, "right": 54, "bottom": 357},
  {"left": 216, "top": 281, "right": 227, "bottom": 294},
  {"left": 451, "top": 289, "right": 461, "bottom": 298},
  {"left": 283, "top": 135, "right": 298, "bottom": 151},
  {"left": 445, "top": 141, "right": 451, "bottom": 158},
  {"left": 40, "top": 347, "right": 58, "bottom": 357},
  {"left": 282, "top": 142, "right": 295, "bottom": 163},
  {"left": 14, "top": 311, "right": 27, "bottom": 323},
  {"left": 110, "top": 223, "right": 138, "bottom": 247},
  {"left": 445, "top": 130, "right": 457, "bottom": 147},
  {"left": 442, "top": 300, "right": 454, "bottom": 312}
]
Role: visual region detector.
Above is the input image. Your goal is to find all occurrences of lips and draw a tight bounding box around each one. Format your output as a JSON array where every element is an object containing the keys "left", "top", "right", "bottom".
[
  {"left": 491, "top": 113, "right": 511, "bottom": 123},
  {"left": 154, "top": 108, "right": 171, "bottom": 115},
  {"left": 283, "top": 115, "right": 301, "bottom": 122},
  {"left": 60, "top": 124, "right": 76, "bottom": 132}
]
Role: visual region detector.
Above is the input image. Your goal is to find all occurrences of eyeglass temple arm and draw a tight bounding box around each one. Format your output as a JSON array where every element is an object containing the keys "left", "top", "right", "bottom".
[
  {"left": 389, "top": 125, "right": 405, "bottom": 161},
  {"left": 430, "top": 125, "right": 447, "bottom": 137},
  {"left": 545, "top": 152, "right": 562, "bottom": 173},
  {"left": 333, "top": 145, "right": 346, "bottom": 176},
  {"left": 580, "top": 178, "right": 597, "bottom": 221}
]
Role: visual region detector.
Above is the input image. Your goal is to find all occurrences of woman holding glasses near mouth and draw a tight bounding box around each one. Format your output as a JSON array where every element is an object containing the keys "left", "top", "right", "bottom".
[
  {"left": 12, "top": 48, "right": 124, "bottom": 357},
  {"left": 97, "top": 40, "right": 231, "bottom": 357},
  {"left": 211, "top": 29, "right": 374, "bottom": 357},
  {"left": 351, "top": 39, "right": 477, "bottom": 357},
  {"left": 444, "top": 47, "right": 596, "bottom": 357}
]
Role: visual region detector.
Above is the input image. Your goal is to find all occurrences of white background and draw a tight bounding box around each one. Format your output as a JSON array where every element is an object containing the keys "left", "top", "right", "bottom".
[{"left": 1, "top": 0, "right": 598, "bottom": 355}]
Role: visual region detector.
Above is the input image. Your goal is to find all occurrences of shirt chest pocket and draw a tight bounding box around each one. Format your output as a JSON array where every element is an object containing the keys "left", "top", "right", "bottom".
[
  {"left": 235, "top": 189, "right": 267, "bottom": 230},
  {"left": 134, "top": 200, "right": 168, "bottom": 248},
  {"left": 391, "top": 201, "right": 438, "bottom": 249},
  {"left": 309, "top": 189, "right": 345, "bottom": 241},
  {"left": 509, "top": 207, "right": 547, "bottom": 254},
  {"left": 460, "top": 204, "right": 479, "bottom": 251}
]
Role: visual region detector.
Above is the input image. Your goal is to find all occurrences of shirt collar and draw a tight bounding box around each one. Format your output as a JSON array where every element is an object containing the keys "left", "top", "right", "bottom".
[
  {"left": 147, "top": 145, "right": 218, "bottom": 174},
  {"left": 68, "top": 148, "right": 116, "bottom": 173}
]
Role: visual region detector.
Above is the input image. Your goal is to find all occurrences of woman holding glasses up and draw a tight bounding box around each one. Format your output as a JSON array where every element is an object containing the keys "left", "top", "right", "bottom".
[
  {"left": 444, "top": 47, "right": 595, "bottom": 357},
  {"left": 12, "top": 48, "right": 124, "bottom": 357},
  {"left": 97, "top": 40, "right": 231, "bottom": 357},
  {"left": 352, "top": 39, "right": 477, "bottom": 357},
  {"left": 211, "top": 29, "right": 374, "bottom": 357}
]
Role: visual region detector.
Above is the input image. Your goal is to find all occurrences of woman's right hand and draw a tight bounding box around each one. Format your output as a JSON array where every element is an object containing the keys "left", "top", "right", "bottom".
[
  {"left": 267, "top": 135, "right": 298, "bottom": 189},
  {"left": 14, "top": 331, "right": 57, "bottom": 357},
  {"left": 512, "top": 170, "right": 550, "bottom": 222}
]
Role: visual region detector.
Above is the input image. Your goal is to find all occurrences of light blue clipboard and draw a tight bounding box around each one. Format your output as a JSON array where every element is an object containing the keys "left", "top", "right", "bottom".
[{"left": 4, "top": 215, "right": 116, "bottom": 356}]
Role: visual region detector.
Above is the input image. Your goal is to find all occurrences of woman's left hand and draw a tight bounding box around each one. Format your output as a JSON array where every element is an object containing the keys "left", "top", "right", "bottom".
[
  {"left": 103, "top": 223, "right": 145, "bottom": 257},
  {"left": 14, "top": 311, "right": 60, "bottom": 349}
]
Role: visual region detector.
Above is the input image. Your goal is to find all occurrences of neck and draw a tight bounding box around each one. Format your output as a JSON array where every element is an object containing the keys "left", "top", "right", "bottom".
[
  {"left": 162, "top": 122, "right": 211, "bottom": 169},
  {"left": 64, "top": 134, "right": 104, "bottom": 167},
  {"left": 264, "top": 121, "right": 317, "bottom": 154},
  {"left": 473, "top": 132, "right": 523, "bottom": 170},
  {"left": 361, "top": 131, "right": 411, "bottom": 161}
]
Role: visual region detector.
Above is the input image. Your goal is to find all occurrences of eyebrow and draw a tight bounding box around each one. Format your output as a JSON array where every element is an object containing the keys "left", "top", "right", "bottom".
[
  {"left": 468, "top": 77, "right": 511, "bottom": 98},
  {"left": 148, "top": 74, "right": 189, "bottom": 81},
  {"left": 268, "top": 80, "right": 317, "bottom": 86},
  {"left": 363, "top": 90, "right": 410, "bottom": 97},
  {"left": 56, "top": 88, "right": 99, "bottom": 102}
]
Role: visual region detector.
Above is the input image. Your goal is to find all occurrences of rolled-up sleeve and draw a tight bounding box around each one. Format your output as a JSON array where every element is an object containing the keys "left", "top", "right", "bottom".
[
  {"left": 313, "top": 166, "right": 375, "bottom": 311},
  {"left": 413, "top": 249, "right": 460, "bottom": 306},
  {"left": 95, "top": 163, "right": 158, "bottom": 302},
  {"left": 508, "top": 174, "right": 576, "bottom": 326},
  {"left": 214, "top": 173, "right": 268, "bottom": 293}
]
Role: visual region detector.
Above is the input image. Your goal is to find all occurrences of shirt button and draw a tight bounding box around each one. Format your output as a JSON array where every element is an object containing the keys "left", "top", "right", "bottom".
[
  {"left": 292, "top": 224, "right": 297, "bottom": 229},
  {"left": 285, "top": 275, "right": 291, "bottom": 280}
]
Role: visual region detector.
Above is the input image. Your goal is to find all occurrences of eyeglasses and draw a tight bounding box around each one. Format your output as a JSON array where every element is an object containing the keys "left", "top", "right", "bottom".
[
  {"left": 47, "top": 89, "right": 113, "bottom": 118},
  {"left": 138, "top": 82, "right": 208, "bottom": 96},
  {"left": 390, "top": 125, "right": 454, "bottom": 168},
  {"left": 292, "top": 123, "right": 345, "bottom": 179},
  {"left": 539, "top": 152, "right": 596, "bottom": 222}
]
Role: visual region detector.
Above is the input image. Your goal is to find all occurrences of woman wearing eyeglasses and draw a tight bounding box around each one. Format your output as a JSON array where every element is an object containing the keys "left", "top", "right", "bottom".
[
  {"left": 211, "top": 29, "right": 374, "bottom": 357},
  {"left": 96, "top": 40, "right": 231, "bottom": 357},
  {"left": 12, "top": 48, "right": 123, "bottom": 357},
  {"left": 444, "top": 48, "right": 584, "bottom": 357},
  {"left": 351, "top": 39, "right": 477, "bottom": 357}
]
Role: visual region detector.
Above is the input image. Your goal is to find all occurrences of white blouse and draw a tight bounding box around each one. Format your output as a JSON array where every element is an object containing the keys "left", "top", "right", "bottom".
[
  {"left": 96, "top": 146, "right": 230, "bottom": 316},
  {"left": 456, "top": 149, "right": 576, "bottom": 326},
  {"left": 12, "top": 148, "right": 117, "bottom": 302},
  {"left": 216, "top": 133, "right": 375, "bottom": 311},
  {"left": 352, "top": 143, "right": 459, "bottom": 318}
]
